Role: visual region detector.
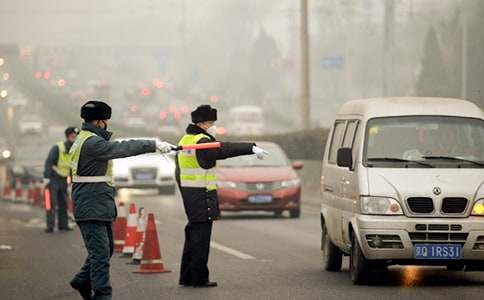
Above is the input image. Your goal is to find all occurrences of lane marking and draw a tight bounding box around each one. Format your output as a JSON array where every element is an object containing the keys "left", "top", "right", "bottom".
[{"left": 210, "top": 241, "right": 256, "bottom": 260}]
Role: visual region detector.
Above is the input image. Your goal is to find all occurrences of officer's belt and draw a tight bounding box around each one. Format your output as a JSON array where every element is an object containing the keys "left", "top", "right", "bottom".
[{"left": 72, "top": 176, "right": 113, "bottom": 183}]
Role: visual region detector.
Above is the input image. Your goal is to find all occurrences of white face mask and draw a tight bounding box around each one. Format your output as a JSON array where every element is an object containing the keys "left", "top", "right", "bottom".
[{"left": 206, "top": 125, "right": 217, "bottom": 137}]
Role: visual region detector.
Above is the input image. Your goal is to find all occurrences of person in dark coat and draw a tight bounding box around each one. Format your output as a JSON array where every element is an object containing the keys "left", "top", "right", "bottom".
[
  {"left": 176, "top": 105, "right": 268, "bottom": 288},
  {"left": 43, "top": 126, "right": 79, "bottom": 232},
  {"left": 69, "top": 100, "right": 172, "bottom": 300}
]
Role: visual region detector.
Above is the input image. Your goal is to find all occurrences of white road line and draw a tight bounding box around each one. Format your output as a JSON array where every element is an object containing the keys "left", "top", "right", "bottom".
[{"left": 210, "top": 241, "right": 256, "bottom": 260}]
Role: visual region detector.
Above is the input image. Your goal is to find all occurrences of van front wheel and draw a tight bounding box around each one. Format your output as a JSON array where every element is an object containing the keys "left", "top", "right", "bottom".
[
  {"left": 350, "top": 234, "right": 371, "bottom": 285},
  {"left": 321, "top": 223, "right": 342, "bottom": 271}
]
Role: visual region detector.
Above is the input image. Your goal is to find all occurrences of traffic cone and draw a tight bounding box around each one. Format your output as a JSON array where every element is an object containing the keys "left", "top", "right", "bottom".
[
  {"left": 133, "top": 213, "right": 171, "bottom": 274},
  {"left": 14, "top": 178, "right": 23, "bottom": 202},
  {"left": 121, "top": 203, "right": 137, "bottom": 257},
  {"left": 2, "top": 180, "right": 12, "bottom": 200},
  {"left": 113, "top": 202, "right": 127, "bottom": 253},
  {"left": 129, "top": 208, "right": 147, "bottom": 265},
  {"left": 27, "top": 179, "right": 35, "bottom": 204},
  {"left": 32, "top": 180, "right": 41, "bottom": 206}
]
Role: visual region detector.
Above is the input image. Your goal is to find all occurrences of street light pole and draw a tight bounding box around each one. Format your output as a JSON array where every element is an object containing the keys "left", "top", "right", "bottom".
[{"left": 300, "top": 0, "right": 311, "bottom": 130}]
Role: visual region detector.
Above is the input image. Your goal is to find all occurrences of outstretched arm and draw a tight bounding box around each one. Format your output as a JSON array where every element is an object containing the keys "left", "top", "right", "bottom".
[
  {"left": 196, "top": 138, "right": 255, "bottom": 169},
  {"left": 85, "top": 137, "right": 157, "bottom": 161}
]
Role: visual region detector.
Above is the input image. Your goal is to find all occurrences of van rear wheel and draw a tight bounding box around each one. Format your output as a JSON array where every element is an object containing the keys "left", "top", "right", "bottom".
[
  {"left": 321, "top": 222, "right": 342, "bottom": 271},
  {"left": 350, "top": 234, "right": 371, "bottom": 285}
]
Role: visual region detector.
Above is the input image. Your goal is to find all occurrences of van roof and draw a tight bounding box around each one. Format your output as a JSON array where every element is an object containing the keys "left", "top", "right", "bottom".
[{"left": 337, "top": 97, "right": 483, "bottom": 119}]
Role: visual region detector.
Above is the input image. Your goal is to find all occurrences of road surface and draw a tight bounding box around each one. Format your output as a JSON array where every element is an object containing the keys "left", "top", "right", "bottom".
[{"left": 1, "top": 190, "right": 483, "bottom": 300}]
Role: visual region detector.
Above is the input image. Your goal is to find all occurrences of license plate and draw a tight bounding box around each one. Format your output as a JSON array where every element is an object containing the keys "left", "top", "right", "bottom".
[
  {"left": 134, "top": 173, "right": 154, "bottom": 180},
  {"left": 414, "top": 244, "right": 462, "bottom": 260},
  {"left": 248, "top": 195, "right": 273, "bottom": 204}
]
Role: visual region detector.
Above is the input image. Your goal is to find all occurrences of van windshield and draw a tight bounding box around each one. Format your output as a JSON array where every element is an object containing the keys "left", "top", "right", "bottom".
[{"left": 364, "top": 116, "right": 484, "bottom": 168}]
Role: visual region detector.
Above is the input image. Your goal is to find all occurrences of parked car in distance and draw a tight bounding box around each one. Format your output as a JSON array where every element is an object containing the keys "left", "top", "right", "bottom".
[
  {"left": 320, "top": 97, "right": 484, "bottom": 285},
  {"left": 227, "top": 105, "right": 264, "bottom": 136},
  {"left": 18, "top": 114, "right": 43, "bottom": 134},
  {"left": 216, "top": 142, "right": 302, "bottom": 218},
  {"left": 113, "top": 138, "right": 176, "bottom": 194}
]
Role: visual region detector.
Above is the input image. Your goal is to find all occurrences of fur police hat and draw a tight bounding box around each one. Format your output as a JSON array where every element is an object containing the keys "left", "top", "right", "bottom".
[
  {"left": 80, "top": 100, "right": 112, "bottom": 121},
  {"left": 191, "top": 105, "right": 217, "bottom": 123},
  {"left": 64, "top": 126, "right": 80, "bottom": 137}
]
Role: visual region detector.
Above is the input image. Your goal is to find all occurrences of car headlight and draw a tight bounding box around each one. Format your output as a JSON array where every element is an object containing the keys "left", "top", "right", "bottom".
[
  {"left": 471, "top": 199, "right": 484, "bottom": 216},
  {"left": 279, "top": 178, "right": 301, "bottom": 188},
  {"left": 217, "top": 181, "right": 244, "bottom": 189},
  {"left": 360, "top": 196, "right": 403, "bottom": 215}
]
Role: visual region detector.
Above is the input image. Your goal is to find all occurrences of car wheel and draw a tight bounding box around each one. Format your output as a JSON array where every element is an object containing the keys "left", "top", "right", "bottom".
[
  {"left": 321, "top": 221, "right": 342, "bottom": 272},
  {"left": 446, "top": 262, "right": 465, "bottom": 271},
  {"left": 289, "top": 208, "right": 300, "bottom": 218},
  {"left": 274, "top": 210, "right": 283, "bottom": 217},
  {"left": 350, "top": 234, "right": 371, "bottom": 285}
]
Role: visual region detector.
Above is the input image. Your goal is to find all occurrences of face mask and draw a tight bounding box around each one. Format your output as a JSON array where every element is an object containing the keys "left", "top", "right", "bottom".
[{"left": 206, "top": 125, "right": 217, "bottom": 137}]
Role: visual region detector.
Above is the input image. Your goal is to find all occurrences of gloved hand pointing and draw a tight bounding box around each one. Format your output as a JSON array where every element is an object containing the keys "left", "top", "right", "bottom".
[
  {"left": 156, "top": 140, "right": 174, "bottom": 154},
  {"left": 252, "top": 146, "right": 269, "bottom": 160}
]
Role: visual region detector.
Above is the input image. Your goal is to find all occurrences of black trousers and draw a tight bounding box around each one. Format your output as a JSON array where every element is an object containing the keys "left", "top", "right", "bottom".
[
  {"left": 72, "top": 221, "right": 114, "bottom": 300},
  {"left": 46, "top": 179, "right": 68, "bottom": 230},
  {"left": 179, "top": 221, "right": 213, "bottom": 285}
]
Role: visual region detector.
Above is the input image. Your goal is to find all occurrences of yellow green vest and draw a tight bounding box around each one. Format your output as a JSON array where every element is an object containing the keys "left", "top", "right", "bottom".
[
  {"left": 177, "top": 133, "right": 217, "bottom": 191},
  {"left": 69, "top": 130, "right": 114, "bottom": 186},
  {"left": 53, "top": 141, "right": 71, "bottom": 177}
]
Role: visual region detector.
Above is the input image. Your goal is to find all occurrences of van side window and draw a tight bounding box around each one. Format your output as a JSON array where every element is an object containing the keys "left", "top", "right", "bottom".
[
  {"left": 342, "top": 120, "right": 358, "bottom": 148},
  {"left": 328, "top": 121, "right": 346, "bottom": 164}
]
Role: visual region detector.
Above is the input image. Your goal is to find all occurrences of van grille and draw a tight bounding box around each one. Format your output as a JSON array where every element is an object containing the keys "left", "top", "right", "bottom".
[
  {"left": 415, "top": 224, "right": 463, "bottom": 231},
  {"left": 441, "top": 198, "right": 468, "bottom": 214},
  {"left": 407, "top": 197, "right": 434, "bottom": 214},
  {"left": 409, "top": 232, "right": 468, "bottom": 245}
]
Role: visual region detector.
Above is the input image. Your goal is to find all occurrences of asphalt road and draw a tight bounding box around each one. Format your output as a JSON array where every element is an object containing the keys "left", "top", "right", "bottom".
[{"left": 1, "top": 190, "right": 484, "bottom": 300}]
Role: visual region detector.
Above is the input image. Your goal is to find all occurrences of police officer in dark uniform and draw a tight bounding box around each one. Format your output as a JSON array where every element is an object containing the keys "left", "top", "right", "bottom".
[
  {"left": 43, "top": 126, "right": 79, "bottom": 232},
  {"left": 177, "top": 105, "right": 268, "bottom": 288},
  {"left": 69, "top": 100, "right": 172, "bottom": 300}
]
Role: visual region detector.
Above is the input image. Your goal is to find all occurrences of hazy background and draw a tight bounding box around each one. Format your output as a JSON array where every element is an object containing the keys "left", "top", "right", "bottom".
[{"left": 0, "top": 0, "right": 482, "bottom": 140}]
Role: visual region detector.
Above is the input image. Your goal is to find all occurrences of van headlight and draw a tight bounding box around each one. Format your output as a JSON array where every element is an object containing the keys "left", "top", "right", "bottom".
[
  {"left": 217, "top": 181, "right": 245, "bottom": 189},
  {"left": 360, "top": 196, "right": 403, "bottom": 215},
  {"left": 471, "top": 199, "right": 484, "bottom": 216}
]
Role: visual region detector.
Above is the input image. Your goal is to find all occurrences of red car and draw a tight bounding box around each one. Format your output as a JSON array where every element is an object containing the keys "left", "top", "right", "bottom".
[{"left": 216, "top": 142, "right": 303, "bottom": 218}]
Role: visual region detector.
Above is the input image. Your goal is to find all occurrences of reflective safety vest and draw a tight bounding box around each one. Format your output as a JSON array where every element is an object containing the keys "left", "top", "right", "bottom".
[
  {"left": 177, "top": 133, "right": 217, "bottom": 191},
  {"left": 53, "top": 141, "right": 71, "bottom": 178},
  {"left": 69, "top": 130, "right": 114, "bottom": 186}
]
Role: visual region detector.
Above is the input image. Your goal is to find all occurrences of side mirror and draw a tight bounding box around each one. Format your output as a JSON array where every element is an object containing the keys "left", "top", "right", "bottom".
[
  {"left": 292, "top": 161, "right": 304, "bottom": 170},
  {"left": 337, "top": 148, "right": 353, "bottom": 169}
]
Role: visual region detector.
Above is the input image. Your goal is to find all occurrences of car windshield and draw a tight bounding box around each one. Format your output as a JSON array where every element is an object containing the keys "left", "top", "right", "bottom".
[
  {"left": 218, "top": 144, "right": 288, "bottom": 167},
  {"left": 365, "top": 116, "right": 484, "bottom": 168}
]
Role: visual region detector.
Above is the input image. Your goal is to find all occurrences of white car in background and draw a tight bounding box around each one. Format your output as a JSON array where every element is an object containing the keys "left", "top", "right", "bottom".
[
  {"left": 113, "top": 138, "right": 176, "bottom": 194},
  {"left": 227, "top": 105, "right": 265, "bottom": 136},
  {"left": 18, "top": 114, "right": 44, "bottom": 134}
]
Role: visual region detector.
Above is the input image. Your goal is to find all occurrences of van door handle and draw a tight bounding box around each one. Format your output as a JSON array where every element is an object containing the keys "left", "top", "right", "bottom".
[{"left": 323, "top": 185, "right": 334, "bottom": 192}]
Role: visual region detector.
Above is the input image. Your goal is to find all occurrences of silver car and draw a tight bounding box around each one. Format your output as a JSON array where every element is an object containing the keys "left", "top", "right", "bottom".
[{"left": 320, "top": 97, "right": 484, "bottom": 284}]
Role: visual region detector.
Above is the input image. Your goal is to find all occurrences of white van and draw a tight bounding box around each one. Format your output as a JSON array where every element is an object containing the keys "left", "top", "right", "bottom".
[
  {"left": 227, "top": 105, "right": 264, "bottom": 135},
  {"left": 320, "top": 98, "right": 484, "bottom": 284}
]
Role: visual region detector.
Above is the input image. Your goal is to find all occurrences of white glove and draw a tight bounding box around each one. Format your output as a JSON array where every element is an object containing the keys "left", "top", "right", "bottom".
[
  {"left": 252, "top": 146, "right": 269, "bottom": 160},
  {"left": 156, "top": 140, "right": 173, "bottom": 154},
  {"left": 43, "top": 178, "right": 50, "bottom": 187}
]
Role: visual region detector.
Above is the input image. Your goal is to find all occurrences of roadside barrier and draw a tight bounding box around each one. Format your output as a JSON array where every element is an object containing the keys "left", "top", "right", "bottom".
[
  {"left": 121, "top": 203, "right": 137, "bottom": 257},
  {"left": 113, "top": 202, "right": 127, "bottom": 253},
  {"left": 133, "top": 213, "right": 171, "bottom": 274}
]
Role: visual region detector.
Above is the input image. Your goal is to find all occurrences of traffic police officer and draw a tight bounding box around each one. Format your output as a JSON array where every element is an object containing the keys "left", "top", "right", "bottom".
[
  {"left": 177, "top": 105, "right": 267, "bottom": 288},
  {"left": 43, "top": 126, "right": 79, "bottom": 232},
  {"left": 69, "top": 100, "right": 172, "bottom": 300}
]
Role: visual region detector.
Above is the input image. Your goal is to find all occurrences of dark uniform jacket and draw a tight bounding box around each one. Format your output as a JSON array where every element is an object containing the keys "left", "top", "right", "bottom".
[
  {"left": 175, "top": 124, "right": 255, "bottom": 223},
  {"left": 43, "top": 141, "right": 72, "bottom": 182},
  {"left": 72, "top": 123, "right": 156, "bottom": 222}
]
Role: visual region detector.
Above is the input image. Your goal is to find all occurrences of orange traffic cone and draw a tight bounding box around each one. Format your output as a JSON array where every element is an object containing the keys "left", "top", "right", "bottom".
[
  {"left": 2, "top": 180, "right": 12, "bottom": 200},
  {"left": 121, "top": 203, "right": 137, "bottom": 257},
  {"left": 32, "top": 180, "right": 42, "bottom": 206},
  {"left": 133, "top": 213, "right": 171, "bottom": 274},
  {"left": 130, "top": 207, "right": 147, "bottom": 265},
  {"left": 113, "top": 202, "right": 127, "bottom": 253},
  {"left": 14, "top": 178, "right": 24, "bottom": 202},
  {"left": 27, "top": 179, "right": 35, "bottom": 204}
]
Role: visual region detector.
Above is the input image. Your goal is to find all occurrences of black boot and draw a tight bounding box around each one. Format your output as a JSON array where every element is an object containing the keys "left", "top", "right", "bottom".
[{"left": 70, "top": 280, "right": 92, "bottom": 300}]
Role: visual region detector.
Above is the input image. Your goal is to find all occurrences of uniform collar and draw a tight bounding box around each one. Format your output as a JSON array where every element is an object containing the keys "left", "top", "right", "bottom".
[
  {"left": 82, "top": 122, "right": 113, "bottom": 141},
  {"left": 185, "top": 124, "right": 216, "bottom": 141}
]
